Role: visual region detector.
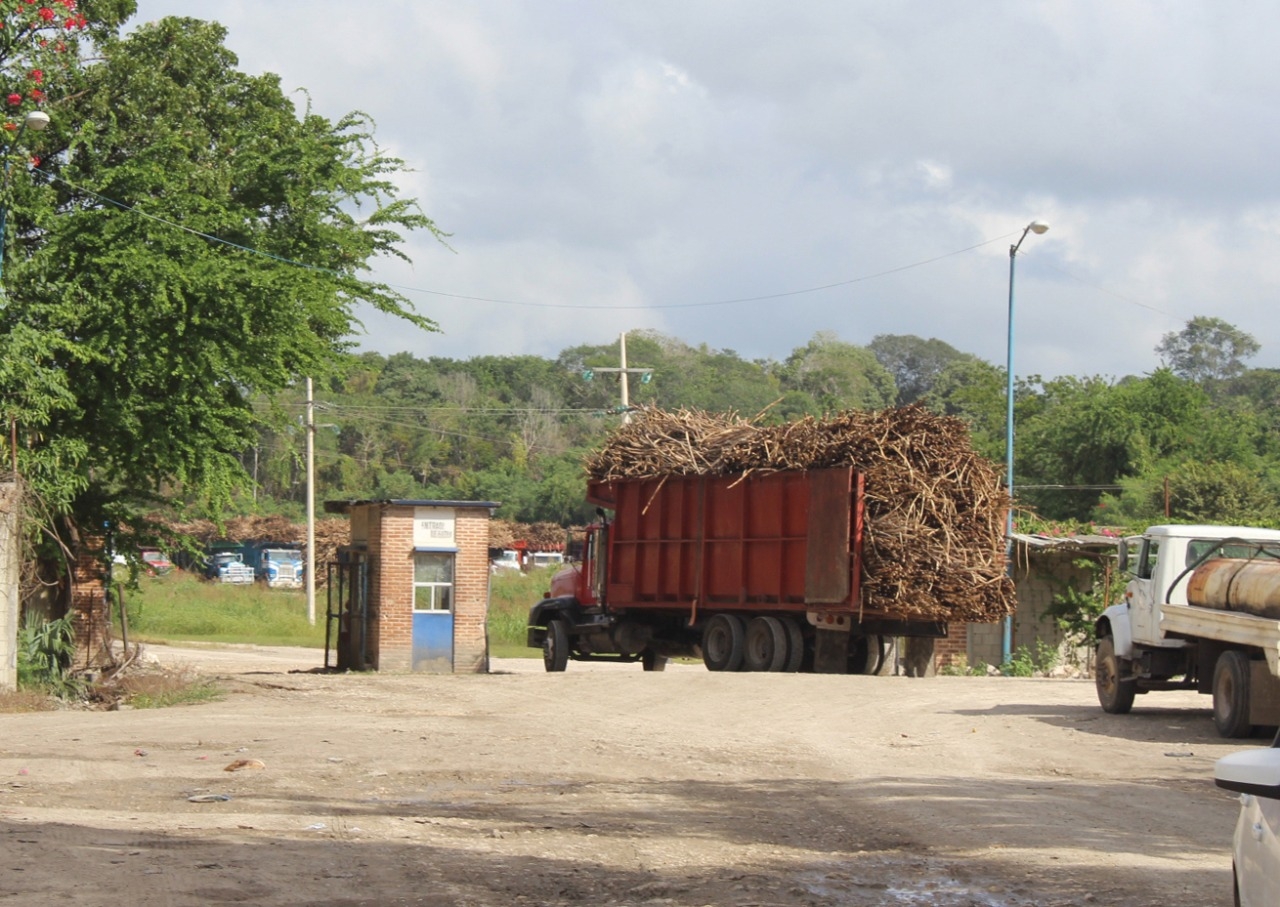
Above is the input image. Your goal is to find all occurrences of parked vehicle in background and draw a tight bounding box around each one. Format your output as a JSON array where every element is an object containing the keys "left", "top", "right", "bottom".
[
  {"left": 490, "top": 549, "right": 522, "bottom": 573},
  {"left": 530, "top": 551, "right": 565, "bottom": 569},
  {"left": 1094, "top": 524, "right": 1280, "bottom": 737},
  {"left": 257, "top": 546, "right": 304, "bottom": 588},
  {"left": 205, "top": 543, "right": 256, "bottom": 584},
  {"left": 139, "top": 548, "right": 174, "bottom": 576},
  {"left": 1215, "top": 733, "right": 1280, "bottom": 906}
]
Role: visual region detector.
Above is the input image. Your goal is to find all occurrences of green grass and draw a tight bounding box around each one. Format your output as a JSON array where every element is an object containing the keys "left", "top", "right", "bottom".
[
  {"left": 116, "top": 571, "right": 326, "bottom": 648},
  {"left": 116, "top": 566, "right": 563, "bottom": 657},
  {"left": 488, "top": 566, "right": 561, "bottom": 657}
]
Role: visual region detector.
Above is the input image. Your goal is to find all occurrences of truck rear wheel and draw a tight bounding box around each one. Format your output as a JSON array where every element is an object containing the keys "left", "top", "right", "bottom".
[
  {"left": 543, "top": 619, "right": 570, "bottom": 672},
  {"left": 1213, "top": 650, "right": 1254, "bottom": 738},
  {"left": 1096, "top": 636, "right": 1136, "bottom": 714},
  {"left": 702, "top": 614, "right": 745, "bottom": 671},
  {"left": 744, "top": 617, "right": 789, "bottom": 672},
  {"left": 780, "top": 617, "right": 805, "bottom": 672}
]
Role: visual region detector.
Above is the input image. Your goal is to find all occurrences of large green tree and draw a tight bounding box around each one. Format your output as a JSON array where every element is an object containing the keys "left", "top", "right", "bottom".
[
  {"left": 1156, "top": 316, "right": 1259, "bottom": 385},
  {"left": 0, "top": 16, "right": 442, "bottom": 555}
]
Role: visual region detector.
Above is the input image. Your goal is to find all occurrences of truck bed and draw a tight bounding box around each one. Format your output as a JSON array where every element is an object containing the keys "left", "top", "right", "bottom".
[
  {"left": 1160, "top": 602, "right": 1280, "bottom": 674},
  {"left": 587, "top": 466, "right": 865, "bottom": 616}
]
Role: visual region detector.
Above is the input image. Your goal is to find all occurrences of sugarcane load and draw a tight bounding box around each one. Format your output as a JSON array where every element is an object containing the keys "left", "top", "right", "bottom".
[{"left": 528, "top": 405, "right": 1014, "bottom": 674}]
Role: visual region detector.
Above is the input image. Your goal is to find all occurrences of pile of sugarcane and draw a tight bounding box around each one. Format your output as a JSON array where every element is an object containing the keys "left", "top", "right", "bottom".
[{"left": 584, "top": 405, "right": 1013, "bottom": 622}]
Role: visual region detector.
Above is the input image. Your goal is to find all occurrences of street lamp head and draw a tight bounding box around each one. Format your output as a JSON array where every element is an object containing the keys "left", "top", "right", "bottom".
[
  {"left": 1028, "top": 220, "right": 1049, "bottom": 235},
  {"left": 23, "top": 110, "right": 49, "bottom": 132}
]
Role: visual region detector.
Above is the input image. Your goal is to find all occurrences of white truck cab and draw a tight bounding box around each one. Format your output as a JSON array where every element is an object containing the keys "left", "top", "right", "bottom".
[{"left": 1096, "top": 524, "right": 1280, "bottom": 736}]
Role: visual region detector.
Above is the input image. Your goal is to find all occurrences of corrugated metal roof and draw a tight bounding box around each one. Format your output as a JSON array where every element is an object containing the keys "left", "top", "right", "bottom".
[{"left": 1009, "top": 533, "right": 1119, "bottom": 550}]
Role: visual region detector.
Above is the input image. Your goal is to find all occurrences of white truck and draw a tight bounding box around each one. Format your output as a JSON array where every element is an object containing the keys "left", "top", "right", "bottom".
[{"left": 1095, "top": 524, "right": 1280, "bottom": 738}]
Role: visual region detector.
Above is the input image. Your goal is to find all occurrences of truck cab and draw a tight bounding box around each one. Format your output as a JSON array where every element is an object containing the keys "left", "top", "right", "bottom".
[
  {"left": 1096, "top": 524, "right": 1280, "bottom": 735},
  {"left": 1100, "top": 526, "right": 1280, "bottom": 656}
]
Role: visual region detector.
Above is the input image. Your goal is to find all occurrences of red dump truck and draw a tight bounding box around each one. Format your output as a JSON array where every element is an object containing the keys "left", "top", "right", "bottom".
[{"left": 526, "top": 466, "right": 950, "bottom": 673}]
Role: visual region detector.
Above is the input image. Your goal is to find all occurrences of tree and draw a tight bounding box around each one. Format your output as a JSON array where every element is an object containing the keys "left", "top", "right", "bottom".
[
  {"left": 1156, "top": 316, "right": 1259, "bottom": 385},
  {"left": 779, "top": 331, "right": 896, "bottom": 413},
  {"left": 1, "top": 17, "right": 443, "bottom": 558},
  {"left": 868, "top": 334, "right": 972, "bottom": 405}
]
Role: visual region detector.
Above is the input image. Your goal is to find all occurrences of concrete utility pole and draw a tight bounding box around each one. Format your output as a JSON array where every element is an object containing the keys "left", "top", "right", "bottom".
[
  {"left": 0, "top": 482, "right": 19, "bottom": 692},
  {"left": 586, "top": 332, "right": 654, "bottom": 423}
]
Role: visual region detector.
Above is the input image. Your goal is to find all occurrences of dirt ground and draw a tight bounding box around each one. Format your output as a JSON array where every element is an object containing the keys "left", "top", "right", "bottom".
[{"left": 0, "top": 644, "right": 1258, "bottom": 907}]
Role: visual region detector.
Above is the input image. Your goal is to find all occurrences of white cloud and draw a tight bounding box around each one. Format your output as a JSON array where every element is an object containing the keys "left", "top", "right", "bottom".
[{"left": 128, "top": 0, "right": 1280, "bottom": 379}]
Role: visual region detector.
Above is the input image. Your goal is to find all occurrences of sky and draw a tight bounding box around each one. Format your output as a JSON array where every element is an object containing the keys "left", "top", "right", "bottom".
[{"left": 127, "top": 1, "right": 1280, "bottom": 381}]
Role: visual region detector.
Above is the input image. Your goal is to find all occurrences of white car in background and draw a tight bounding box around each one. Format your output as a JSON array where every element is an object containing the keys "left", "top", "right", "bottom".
[{"left": 1215, "top": 733, "right": 1280, "bottom": 906}]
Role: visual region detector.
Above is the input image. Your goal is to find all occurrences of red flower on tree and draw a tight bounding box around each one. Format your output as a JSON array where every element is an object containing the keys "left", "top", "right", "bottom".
[{"left": 6, "top": 93, "right": 21, "bottom": 106}]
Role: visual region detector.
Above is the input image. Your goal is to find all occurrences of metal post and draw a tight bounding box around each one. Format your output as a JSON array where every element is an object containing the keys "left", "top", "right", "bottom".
[
  {"left": 1003, "top": 220, "right": 1049, "bottom": 665},
  {"left": 619, "top": 332, "right": 631, "bottom": 423},
  {"left": 306, "top": 377, "right": 316, "bottom": 626}
]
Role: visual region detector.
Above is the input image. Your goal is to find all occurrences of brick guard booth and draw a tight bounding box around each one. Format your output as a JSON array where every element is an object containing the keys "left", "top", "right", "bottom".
[{"left": 324, "top": 499, "right": 497, "bottom": 673}]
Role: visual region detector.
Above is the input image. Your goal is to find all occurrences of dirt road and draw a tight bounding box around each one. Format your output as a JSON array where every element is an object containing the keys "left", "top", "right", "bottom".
[{"left": 0, "top": 644, "right": 1254, "bottom": 906}]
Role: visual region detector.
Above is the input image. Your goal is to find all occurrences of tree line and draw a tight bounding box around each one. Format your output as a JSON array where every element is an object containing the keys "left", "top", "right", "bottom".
[{"left": 249, "top": 317, "right": 1280, "bottom": 532}]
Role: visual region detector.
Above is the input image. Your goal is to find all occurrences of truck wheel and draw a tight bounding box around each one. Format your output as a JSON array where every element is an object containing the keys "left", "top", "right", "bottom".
[
  {"left": 1096, "top": 636, "right": 1136, "bottom": 714},
  {"left": 543, "top": 619, "right": 570, "bottom": 672},
  {"left": 1213, "top": 650, "right": 1254, "bottom": 738},
  {"left": 780, "top": 617, "right": 805, "bottom": 672},
  {"left": 641, "top": 649, "right": 667, "bottom": 672},
  {"left": 744, "top": 617, "right": 789, "bottom": 672},
  {"left": 702, "top": 614, "right": 745, "bottom": 671},
  {"left": 851, "top": 634, "right": 887, "bottom": 675}
]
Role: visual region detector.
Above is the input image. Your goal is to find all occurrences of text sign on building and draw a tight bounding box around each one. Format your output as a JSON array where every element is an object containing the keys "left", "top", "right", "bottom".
[{"left": 414, "top": 507, "right": 456, "bottom": 548}]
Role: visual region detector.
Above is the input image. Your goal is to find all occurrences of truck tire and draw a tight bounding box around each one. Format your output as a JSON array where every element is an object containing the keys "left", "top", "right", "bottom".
[
  {"left": 641, "top": 649, "right": 667, "bottom": 672},
  {"left": 780, "top": 617, "right": 805, "bottom": 672},
  {"left": 1213, "top": 650, "right": 1254, "bottom": 738},
  {"left": 1096, "top": 636, "right": 1136, "bottom": 714},
  {"left": 543, "top": 619, "right": 570, "bottom": 672},
  {"left": 702, "top": 614, "right": 746, "bottom": 672},
  {"left": 744, "top": 617, "right": 789, "bottom": 672}
]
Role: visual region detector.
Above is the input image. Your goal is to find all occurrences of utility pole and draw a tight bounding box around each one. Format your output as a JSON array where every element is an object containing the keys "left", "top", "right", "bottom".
[
  {"left": 583, "top": 332, "right": 654, "bottom": 422},
  {"left": 305, "top": 377, "right": 316, "bottom": 626}
]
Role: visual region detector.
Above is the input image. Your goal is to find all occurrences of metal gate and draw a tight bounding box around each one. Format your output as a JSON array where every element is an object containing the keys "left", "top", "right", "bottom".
[{"left": 326, "top": 546, "right": 370, "bottom": 671}]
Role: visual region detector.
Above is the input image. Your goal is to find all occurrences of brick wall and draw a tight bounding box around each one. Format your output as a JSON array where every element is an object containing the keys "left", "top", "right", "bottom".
[
  {"left": 352, "top": 502, "right": 491, "bottom": 674},
  {"left": 452, "top": 509, "right": 491, "bottom": 673},
  {"left": 935, "top": 623, "right": 968, "bottom": 670},
  {"left": 69, "top": 542, "right": 109, "bottom": 669}
]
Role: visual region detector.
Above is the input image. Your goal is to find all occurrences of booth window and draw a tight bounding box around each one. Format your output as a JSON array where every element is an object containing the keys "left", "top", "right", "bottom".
[{"left": 413, "top": 551, "right": 454, "bottom": 611}]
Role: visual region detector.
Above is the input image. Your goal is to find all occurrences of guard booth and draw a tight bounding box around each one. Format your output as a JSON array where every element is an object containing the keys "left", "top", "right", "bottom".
[{"left": 324, "top": 498, "right": 497, "bottom": 673}]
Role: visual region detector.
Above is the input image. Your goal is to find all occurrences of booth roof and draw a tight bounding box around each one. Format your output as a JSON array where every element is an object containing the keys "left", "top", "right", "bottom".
[{"left": 323, "top": 499, "right": 500, "bottom": 515}]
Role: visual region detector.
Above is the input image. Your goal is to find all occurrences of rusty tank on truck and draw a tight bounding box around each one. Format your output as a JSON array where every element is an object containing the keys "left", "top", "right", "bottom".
[{"left": 1187, "top": 558, "right": 1280, "bottom": 620}]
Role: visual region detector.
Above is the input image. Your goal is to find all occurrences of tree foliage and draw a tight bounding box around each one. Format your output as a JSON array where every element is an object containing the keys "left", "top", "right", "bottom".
[
  {"left": 0, "top": 16, "right": 442, "bottom": 553},
  {"left": 1156, "top": 316, "right": 1259, "bottom": 385}
]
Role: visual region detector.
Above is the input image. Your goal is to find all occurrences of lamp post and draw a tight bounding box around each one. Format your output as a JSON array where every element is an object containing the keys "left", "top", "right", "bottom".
[
  {"left": 1003, "top": 219, "right": 1049, "bottom": 665},
  {"left": 0, "top": 109, "right": 50, "bottom": 287}
]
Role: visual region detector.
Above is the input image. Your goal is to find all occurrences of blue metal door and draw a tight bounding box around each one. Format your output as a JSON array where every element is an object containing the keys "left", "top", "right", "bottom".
[
  {"left": 412, "top": 611, "right": 453, "bottom": 672},
  {"left": 412, "top": 551, "right": 455, "bottom": 672}
]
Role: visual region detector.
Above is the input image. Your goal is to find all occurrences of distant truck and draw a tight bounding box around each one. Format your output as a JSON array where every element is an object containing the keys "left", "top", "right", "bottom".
[
  {"left": 527, "top": 467, "right": 950, "bottom": 674},
  {"left": 205, "top": 543, "right": 256, "bottom": 584},
  {"left": 257, "top": 546, "right": 304, "bottom": 588},
  {"left": 1095, "top": 524, "right": 1280, "bottom": 737}
]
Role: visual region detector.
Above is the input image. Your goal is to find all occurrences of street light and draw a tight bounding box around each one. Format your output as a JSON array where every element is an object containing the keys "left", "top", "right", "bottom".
[
  {"left": 1003, "top": 219, "right": 1049, "bottom": 664},
  {"left": 0, "top": 109, "right": 50, "bottom": 286}
]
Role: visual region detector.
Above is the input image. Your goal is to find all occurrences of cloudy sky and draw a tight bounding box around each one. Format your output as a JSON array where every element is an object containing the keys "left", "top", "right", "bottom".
[{"left": 128, "top": 1, "right": 1280, "bottom": 380}]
